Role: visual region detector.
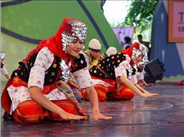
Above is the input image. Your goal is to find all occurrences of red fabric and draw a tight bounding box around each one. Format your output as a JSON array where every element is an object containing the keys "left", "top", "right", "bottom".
[
  {"left": 82, "top": 76, "right": 134, "bottom": 101},
  {"left": 1, "top": 61, "right": 4, "bottom": 66},
  {"left": 1, "top": 77, "right": 57, "bottom": 114},
  {"left": 82, "top": 84, "right": 134, "bottom": 102},
  {"left": 1, "top": 78, "right": 13, "bottom": 114},
  {"left": 1, "top": 18, "right": 87, "bottom": 115},
  {"left": 174, "top": 79, "right": 184, "bottom": 86},
  {"left": 13, "top": 100, "right": 45, "bottom": 124},
  {"left": 25, "top": 18, "right": 79, "bottom": 64},
  {"left": 12, "top": 99, "right": 87, "bottom": 124},
  {"left": 107, "top": 85, "right": 134, "bottom": 100},
  {"left": 9, "top": 77, "right": 56, "bottom": 94},
  {"left": 120, "top": 42, "right": 140, "bottom": 65}
]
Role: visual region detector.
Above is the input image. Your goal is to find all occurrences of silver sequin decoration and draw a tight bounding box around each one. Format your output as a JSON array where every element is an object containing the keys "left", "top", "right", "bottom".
[
  {"left": 61, "top": 32, "right": 74, "bottom": 52},
  {"left": 139, "top": 44, "right": 149, "bottom": 65},
  {"left": 132, "top": 47, "right": 142, "bottom": 60},
  {"left": 127, "top": 63, "right": 133, "bottom": 79},
  {"left": 80, "top": 60, "right": 84, "bottom": 64},
  {"left": 60, "top": 59, "right": 71, "bottom": 82},
  {"left": 132, "top": 44, "right": 149, "bottom": 66},
  {"left": 0, "top": 52, "right": 5, "bottom": 60},
  {"left": 70, "top": 20, "right": 87, "bottom": 41},
  {"left": 61, "top": 20, "right": 87, "bottom": 52}
]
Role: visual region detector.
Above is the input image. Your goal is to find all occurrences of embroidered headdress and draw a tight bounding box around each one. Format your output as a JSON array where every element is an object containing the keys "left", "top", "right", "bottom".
[
  {"left": 132, "top": 43, "right": 149, "bottom": 66},
  {"left": 25, "top": 18, "right": 87, "bottom": 82},
  {"left": 121, "top": 42, "right": 149, "bottom": 67},
  {"left": 61, "top": 20, "right": 87, "bottom": 52}
]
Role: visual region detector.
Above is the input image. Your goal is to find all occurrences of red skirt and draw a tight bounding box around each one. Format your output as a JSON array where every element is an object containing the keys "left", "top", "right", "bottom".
[
  {"left": 2, "top": 77, "right": 89, "bottom": 124},
  {"left": 82, "top": 76, "right": 134, "bottom": 101},
  {"left": 13, "top": 99, "right": 87, "bottom": 124}
]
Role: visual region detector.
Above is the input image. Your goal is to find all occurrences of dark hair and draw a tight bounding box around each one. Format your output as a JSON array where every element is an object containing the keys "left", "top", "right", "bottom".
[
  {"left": 124, "top": 36, "right": 131, "bottom": 44},
  {"left": 137, "top": 34, "right": 142, "bottom": 38}
]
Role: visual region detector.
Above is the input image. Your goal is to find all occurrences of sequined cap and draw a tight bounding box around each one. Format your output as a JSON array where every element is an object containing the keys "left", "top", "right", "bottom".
[
  {"left": 139, "top": 44, "right": 149, "bottom": 65},
  {"left": 0, "top": 52, "right": 5, "bottom": 60},
  {"left": 132, "top": 43, "right": 149, "bottom": 66},
  {"left": 61, "top": 20, "right": 87, "bottom": 52},
  {"left": 127, "top": 63, "right": 133, "bottom": 79}
]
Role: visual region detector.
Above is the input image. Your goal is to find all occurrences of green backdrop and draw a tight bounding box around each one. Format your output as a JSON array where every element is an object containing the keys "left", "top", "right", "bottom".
[{"left": 1, "top": 0, "right": 120, "bottom": 81}]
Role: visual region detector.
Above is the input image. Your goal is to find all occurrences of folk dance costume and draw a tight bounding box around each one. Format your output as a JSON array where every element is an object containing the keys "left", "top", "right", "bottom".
[
  {"left": 0, "top": 52, "right": 9, "bottom": 76},
  {"left": 83, "top": 38, "right": 102, "bottom": 70},
  {"left": 82, "top": 42, "right": 149, "bottom": 101},
  {"left": 1, "top": 18, "right": 91, "bottom": 123}
]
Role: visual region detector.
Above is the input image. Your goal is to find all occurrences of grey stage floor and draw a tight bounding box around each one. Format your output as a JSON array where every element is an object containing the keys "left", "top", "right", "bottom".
[{"left": 1, "top": 81, "right": 184, "bottom": 137}]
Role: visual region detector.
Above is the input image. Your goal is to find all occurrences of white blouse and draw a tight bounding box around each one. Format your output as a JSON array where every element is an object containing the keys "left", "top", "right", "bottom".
[
  {"left": 91, "top": 54, "right": 142, "bottom": 87},
  {"left": 115, "top": 54, "right": 131, "bottom": 78},
  {"left": 7, "top": 47, "right": 92, "bottom": 113},
  {"left": 1, "top": 65, "right": 8, "bottom": 75}
]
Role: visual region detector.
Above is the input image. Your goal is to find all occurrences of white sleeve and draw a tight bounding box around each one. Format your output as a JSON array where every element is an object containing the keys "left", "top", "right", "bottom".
[
  {"left": 129, "top": 75, "right": 138, "bottom": 84},
  {"left": 137, "top": 72, "right": 144, "bottom": 80},
  {"left": 115, "top": 54, "right": 131, "bottom": 78},
  {"left": 72, "top": 67, "right": 93, "bottom": 89},
  {"left": 81, "top": 52, "right": 90, "bottom": 69},
  {"left": 137, "top": 68, "right": 145, "bottom": 80},
  {"left": 28, "top": 47, "right": 54, "bottom": 90},
  {"left": 1, "top": 66, "right": 8, "bottom": 75}
]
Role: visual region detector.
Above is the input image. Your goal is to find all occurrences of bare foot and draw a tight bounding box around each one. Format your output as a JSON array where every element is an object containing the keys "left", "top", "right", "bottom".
[{"left": 92, "top": 110, "right": 112, "bottom": 121}]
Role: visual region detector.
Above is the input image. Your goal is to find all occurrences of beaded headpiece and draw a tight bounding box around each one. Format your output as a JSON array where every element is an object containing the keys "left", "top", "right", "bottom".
[
  {"left": 0, "top": 52, "right": 5, "bottom": 60},
  {"left": 61, "top": 20, "right": 87, "bottom": 52},
  {"left": 132, "top": 43, "right": 149, "bottom": 66}
]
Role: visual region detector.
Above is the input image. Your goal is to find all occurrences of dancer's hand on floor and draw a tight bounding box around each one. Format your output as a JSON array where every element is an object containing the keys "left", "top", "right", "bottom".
[
  {"left": 142, "top": 92, "right": 159, "bottom": 98},
  {"left": 144, "top": 83, "right": 153, "bottom": 87},
  {"left": 59, "top": 110, "right": 84, "bottom": 120}
]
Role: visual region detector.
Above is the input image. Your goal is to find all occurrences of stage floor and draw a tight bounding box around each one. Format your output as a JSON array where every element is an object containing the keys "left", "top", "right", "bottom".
[{"left": 1, "top": 82, "right": 184, "bottom": 137}]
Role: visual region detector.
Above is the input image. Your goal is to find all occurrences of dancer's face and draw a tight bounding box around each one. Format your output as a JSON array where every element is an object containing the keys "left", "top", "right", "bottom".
[
  {"left": 90, "top": 50, "right": 101, "bottom": 59},
  {"left": 65, "top": 38, "right": 84, "bottom": 57},
  {"left": 132, "top": 54, "right": 143, "bottom": 64}
]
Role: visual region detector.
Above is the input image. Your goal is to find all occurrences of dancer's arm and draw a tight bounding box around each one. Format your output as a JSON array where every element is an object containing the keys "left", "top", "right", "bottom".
[
  {"left": 120, "top": 76, "right": 158, "bottom": 97},
  {"left": 85, "top": 86, "right": 112, "bottom": 120},
  {"left": 135, "top": 84, "right": 158, "bottom": 96},
  {"left": 29, "top": 86, "right": 84, "bottom": 120}
]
